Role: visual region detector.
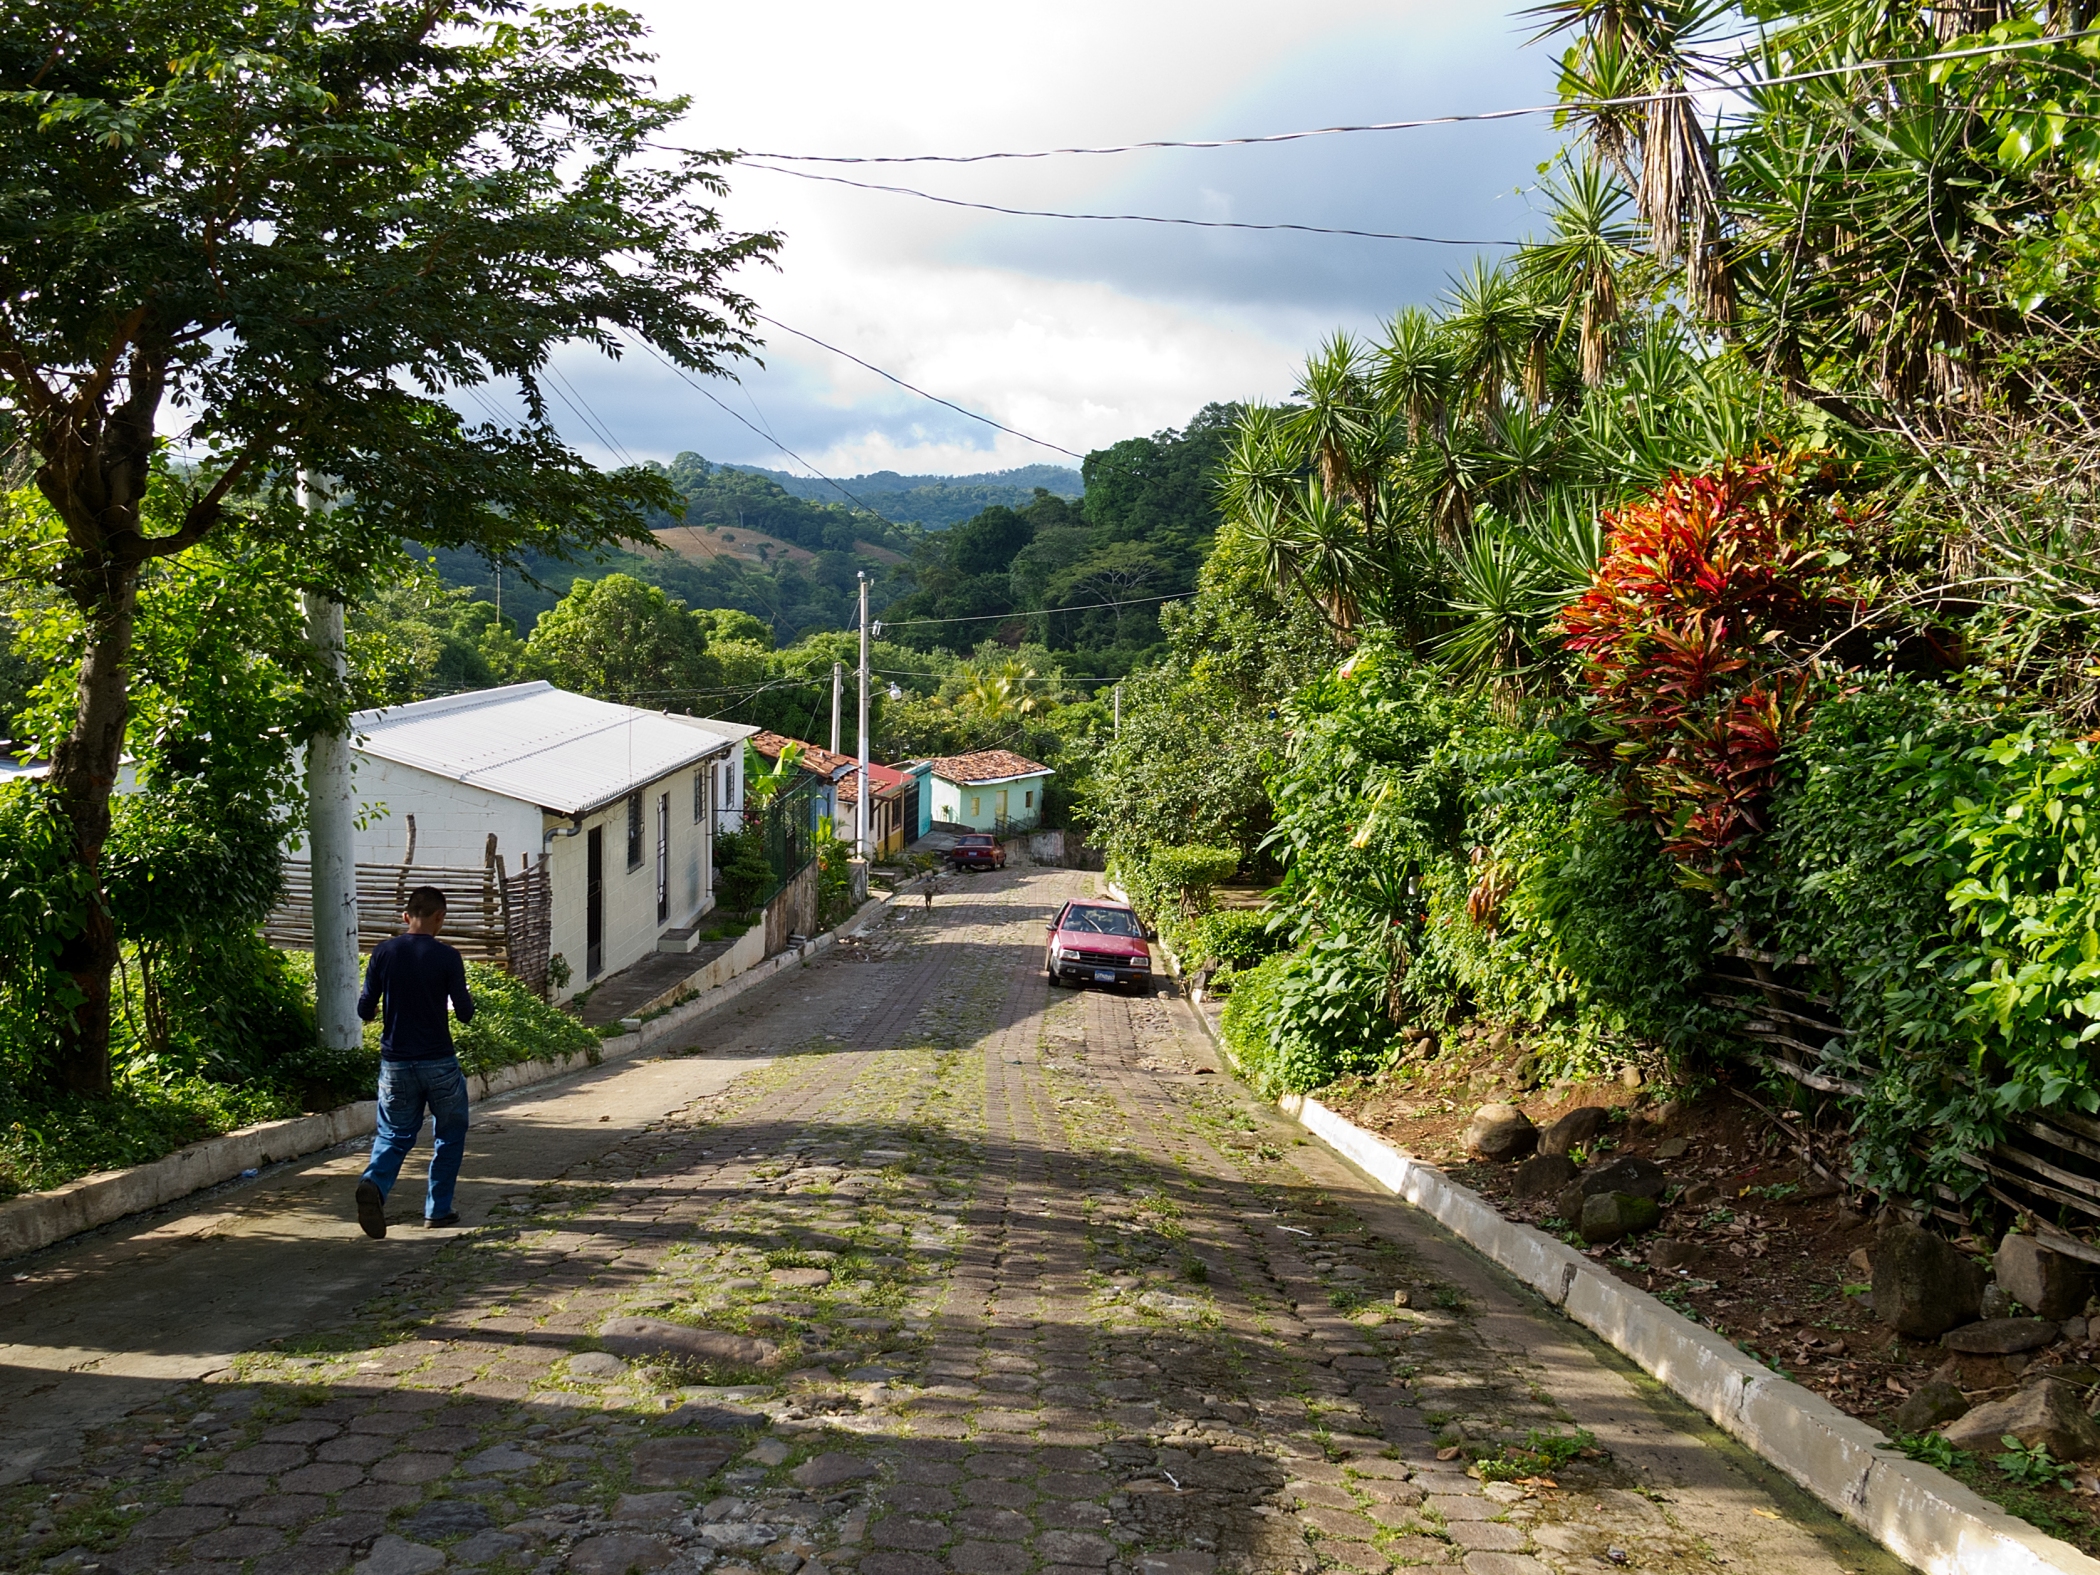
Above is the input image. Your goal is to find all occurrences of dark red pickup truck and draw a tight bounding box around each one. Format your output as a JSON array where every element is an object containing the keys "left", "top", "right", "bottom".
[{"left": 947, "top": 833, "right": 1007, "bottom": 871}]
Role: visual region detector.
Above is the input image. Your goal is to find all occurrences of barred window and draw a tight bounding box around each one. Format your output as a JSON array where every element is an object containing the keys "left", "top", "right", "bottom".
[{"left": 626, "top": 791, "right": 643, "bottom": 870}]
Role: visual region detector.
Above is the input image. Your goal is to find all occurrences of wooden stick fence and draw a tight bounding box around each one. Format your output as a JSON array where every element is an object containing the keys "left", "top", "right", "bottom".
[
  {"left": 262, "top": 819, "right": 553, "bottom": 994},
  {"left": 1711, "top": 949, "right": 2100, "bottom": 1262}
]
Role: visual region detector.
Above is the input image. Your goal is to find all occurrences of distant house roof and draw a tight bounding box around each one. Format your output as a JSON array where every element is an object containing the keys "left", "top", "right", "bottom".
[
  {"left": 838, "top": 759, "right": 908, "bottom": 808},
  {"left": 931, "top": 750, "right": 1054, "bottom": 786},
  {"left": 749, "top": 732, "right": 907, "bottom": 804},
  {"left": 749, "top": 732, "right": 856, "bottom": 783},
  {"left": 351, "top": 681, "right": 745, "bottom": 818}
]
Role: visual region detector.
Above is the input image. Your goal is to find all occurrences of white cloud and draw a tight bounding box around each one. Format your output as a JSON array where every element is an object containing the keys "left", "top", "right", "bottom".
[{"left": 545, "top": 1, "right": 1565, "bottom": 476}]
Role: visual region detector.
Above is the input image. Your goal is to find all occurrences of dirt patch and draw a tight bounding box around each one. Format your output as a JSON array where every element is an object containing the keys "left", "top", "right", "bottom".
[
  {"left": 654, "top": 523, "right": 816, "bottom": 568},
  {"left": 1317, "top": 1035, "right": 2100, "bottom": 1552}
]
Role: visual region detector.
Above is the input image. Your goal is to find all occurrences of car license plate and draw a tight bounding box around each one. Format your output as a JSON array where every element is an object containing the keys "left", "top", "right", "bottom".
[{"left": 1093, "top": 969, "right": 1116, "bottom": 983}]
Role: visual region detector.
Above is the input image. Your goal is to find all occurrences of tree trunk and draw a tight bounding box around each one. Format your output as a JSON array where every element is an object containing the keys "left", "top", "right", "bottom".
[{"left": 45, "top": 565, "right": 142, "bottom": 1097}]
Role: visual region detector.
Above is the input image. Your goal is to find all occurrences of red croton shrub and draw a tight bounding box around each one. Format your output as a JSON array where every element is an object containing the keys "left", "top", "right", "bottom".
[{"left": 1557, "top": 457, "right": 1858, "bottom": 885}]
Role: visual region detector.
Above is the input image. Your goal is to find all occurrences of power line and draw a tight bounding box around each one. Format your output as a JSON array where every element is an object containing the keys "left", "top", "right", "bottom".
[
  {"left": 619, "top": 332, "right": 901, "bottom": 526},
  {"left": 755, "top": 314, "right": 1085, "bottom": 460},
  {"left": 738, "top": 161, "right": 1516, "bottom": 247},
  {"left": 544, "top": 362, "right": 637, "bottom": 467},
  {"left": 876, "top": 591, "right": 1186, "bottom": 630},
  {"left": 729, "top": 28, "right": 2100, "bottom": 166}
]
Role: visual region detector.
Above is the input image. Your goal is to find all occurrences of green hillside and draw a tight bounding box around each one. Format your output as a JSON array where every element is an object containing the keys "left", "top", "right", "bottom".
[{"left": 726, "top": 462, "right": 1083, "bottom": 528}]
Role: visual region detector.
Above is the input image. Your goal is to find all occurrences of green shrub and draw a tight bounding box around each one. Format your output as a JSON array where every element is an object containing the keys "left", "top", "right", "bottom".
[
  {"left": 1149, "top": 844, "right": 1242, "bottom": 916},
  {"left": 447, "top": 962, "right": 597, "bottom": 1076},
  {"left": 715, "top": 825, "right": 773, "bottom": 912},
  {"left": 0, "top": 1072, "right": 299, "bottom": 1198},
  {"left": 1219, "top": 951, "right": 1292, "bottom": 1090},
  {"left": 1180, "top": 908, "right": 1285, "bottom": 972},
  {"left": 1217, "top": 941, "right": 1396, "bottom": 1096},
  {"left": 1730, "top": 673, "right": 2007, "bottom": 1193}
]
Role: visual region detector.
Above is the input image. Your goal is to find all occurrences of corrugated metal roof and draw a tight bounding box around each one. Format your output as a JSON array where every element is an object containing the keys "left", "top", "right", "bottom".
[{"left": 351, "top": 682, "right": 746, "bottom": 816}]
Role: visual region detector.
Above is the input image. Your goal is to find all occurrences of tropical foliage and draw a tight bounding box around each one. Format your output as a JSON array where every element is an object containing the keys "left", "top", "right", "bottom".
[{"left": 1096, "top": 0, "right": 2100, "bottom": 1209}]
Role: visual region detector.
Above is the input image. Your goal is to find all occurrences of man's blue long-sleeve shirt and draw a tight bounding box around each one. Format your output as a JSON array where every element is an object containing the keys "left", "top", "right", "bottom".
[{"left": 357, "top": 933, "right": 475, "bottom": 1061}]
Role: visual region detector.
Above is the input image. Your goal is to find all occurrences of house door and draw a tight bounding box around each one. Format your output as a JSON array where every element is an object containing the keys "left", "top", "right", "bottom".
[
  {"left": 996, "top": 788, "right": 1009, "bottom": 824},
  {"left": 586, "top": 827, "right": 604, "bottom": 978},
  {"left": 902, "top": 778, "right": 919, "bottom": 842},
  {"left": 655, "top": 792, "right": 669, "bottom": 923}
]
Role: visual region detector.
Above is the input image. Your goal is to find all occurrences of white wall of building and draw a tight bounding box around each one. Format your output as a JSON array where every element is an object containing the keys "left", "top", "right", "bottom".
[
  {"left": 541, "top": 757, "right": 724, "bottom": 1002},
  {"left": 342, "top": 752, "right": 726, "bottom": 1005},
  {"left": 347, "top": 757, "right": 543, "bottom": 877}
]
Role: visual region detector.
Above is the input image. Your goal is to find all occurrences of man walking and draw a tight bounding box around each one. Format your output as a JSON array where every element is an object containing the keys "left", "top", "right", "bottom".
[{"left": 353, "top": 885, "right": 475, "bottom": 1238}]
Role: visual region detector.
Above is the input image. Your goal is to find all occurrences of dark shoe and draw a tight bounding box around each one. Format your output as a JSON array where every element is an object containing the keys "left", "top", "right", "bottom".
[
  {"left": 355, "top": 1179, "right": 387, "bottom": 1239},
  {"left": 424, "top": 1213, "right": 461, "bottom": 1228}
]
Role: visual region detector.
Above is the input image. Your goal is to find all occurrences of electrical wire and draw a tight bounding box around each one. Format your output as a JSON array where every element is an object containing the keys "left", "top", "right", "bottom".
[
  {"left": 728, "top": 27, "right": 2100, "bottom": 166},
  {"left": 754, "top": 314, "right": 1085, "bottom": 460},
  {"left": 544, "top": 362, "right": 638, "bottom": 468},
  {"left": 618, "top": 332, "right": 901, "bottom": 526},
  {"left": 874, "top": 591, "right": 1185, "bottom": 629},
  {"left": 738, "top": 162, "right": 1516, "bottom": 246}
]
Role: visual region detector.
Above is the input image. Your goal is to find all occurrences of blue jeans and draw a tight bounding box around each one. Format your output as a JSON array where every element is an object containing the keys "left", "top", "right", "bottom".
[{"left": 362, "top": 1056, "right": 470, "bottom": 1219}]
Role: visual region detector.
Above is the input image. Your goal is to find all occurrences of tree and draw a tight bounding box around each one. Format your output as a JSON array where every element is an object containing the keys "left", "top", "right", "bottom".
[
  {"left": 0, "top": 0, "right": 776, "bottom": 1090},
  {"left": 525, "top": 575, "right": 710, "bottom": 706}
]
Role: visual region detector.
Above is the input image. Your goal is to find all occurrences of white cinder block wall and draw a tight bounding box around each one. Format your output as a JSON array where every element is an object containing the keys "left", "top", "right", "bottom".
[
  {"left": 342, "top": 755, "right": 728, "bottom": 1004},
  {"left": 541, "top": 758, "right": 723, "bottom": 1000},
  {"left": 346, "top": 758, "right": 543, "bottom": 875}
]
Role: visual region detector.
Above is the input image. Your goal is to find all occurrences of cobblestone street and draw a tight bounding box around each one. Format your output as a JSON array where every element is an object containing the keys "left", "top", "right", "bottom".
[{"left": 0, "top": 867, "right": 1899, "bottom": 1575}]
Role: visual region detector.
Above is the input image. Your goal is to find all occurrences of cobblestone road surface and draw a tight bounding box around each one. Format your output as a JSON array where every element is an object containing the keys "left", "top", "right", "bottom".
[{"left": 1, "top": 867, "right": 1900, "bottom": 1575}]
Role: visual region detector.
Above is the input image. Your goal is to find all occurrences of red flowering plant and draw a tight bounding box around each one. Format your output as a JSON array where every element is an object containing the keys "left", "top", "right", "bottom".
[{"left": 1557, "top": 458, "right": 1861, "bottom": 887}]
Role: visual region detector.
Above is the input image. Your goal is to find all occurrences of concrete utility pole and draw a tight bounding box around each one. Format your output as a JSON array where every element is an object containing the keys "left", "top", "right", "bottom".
[
  {"left": 856, "top": 573, "right": 871, "bottom": 860},
  {"left": 830, "top": 661, "right": 843, "bottom": 756},
  {"left": 302, "top": 475, "right": 361, "bottom": 1053},
  {"left": 1113, "top": 683, "right": 1122, "bottom": 738}
]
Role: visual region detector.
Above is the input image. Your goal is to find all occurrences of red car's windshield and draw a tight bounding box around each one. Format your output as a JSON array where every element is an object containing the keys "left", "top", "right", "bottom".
[
  {"left": 1060, "top": 906, "right": 1142, "bottom": 938},
  {"left": 957, "top": 836, "right": 995, "bottom": 846}
]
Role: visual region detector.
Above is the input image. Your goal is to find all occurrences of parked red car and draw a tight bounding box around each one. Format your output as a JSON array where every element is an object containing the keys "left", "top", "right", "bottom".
[
  {"left": 1044, "top": 899, "right": 1153, "bottom": 991},
  {"left": 947, "top": 833, "right": 1007, "bottom": 872}
]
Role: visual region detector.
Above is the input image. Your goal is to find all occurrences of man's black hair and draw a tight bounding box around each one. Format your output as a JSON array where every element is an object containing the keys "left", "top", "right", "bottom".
[{"left": 404, "top": 885, "right": 448, "bottom": 920}]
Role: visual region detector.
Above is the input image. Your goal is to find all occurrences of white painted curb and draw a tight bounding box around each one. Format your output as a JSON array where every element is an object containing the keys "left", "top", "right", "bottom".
[
  {"left": 0, "top": 897, "right": 896, "bottom": 1265},
  {"left": 1279, "top": 1092, "right": 2100, "bottom": 1575}
]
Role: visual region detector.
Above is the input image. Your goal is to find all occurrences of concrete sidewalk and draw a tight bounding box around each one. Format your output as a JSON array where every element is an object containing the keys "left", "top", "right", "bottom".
[{"left": 0, "top": 1021, "right": 778, "bottom": 1487}]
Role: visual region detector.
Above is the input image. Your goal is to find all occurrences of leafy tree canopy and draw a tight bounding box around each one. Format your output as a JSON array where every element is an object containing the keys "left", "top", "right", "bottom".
[{"left": 0, "top": 0, "right": 776, "bottom": 1090}]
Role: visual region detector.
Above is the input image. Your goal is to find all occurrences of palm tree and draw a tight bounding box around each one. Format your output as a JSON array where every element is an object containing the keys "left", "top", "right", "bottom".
[
  {"left": 1527, "top": 0, "right": 1733, "bottom": 322},
  {"left": 1521, "top": 157, "right": 1638, "bottom": 386}
]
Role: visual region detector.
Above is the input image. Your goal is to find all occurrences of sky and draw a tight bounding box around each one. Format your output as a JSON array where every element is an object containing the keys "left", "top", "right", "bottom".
[{"left": 535, "top": 1, "right": 1567, "bottom": 482}]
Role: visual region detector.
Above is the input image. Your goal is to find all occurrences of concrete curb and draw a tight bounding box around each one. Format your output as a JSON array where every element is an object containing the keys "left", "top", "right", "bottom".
[
  {"left": 0, "top": 898, "right": 899, "bottom": 1265},
  {"left": 1277, "top": 1091, "right": 2100, "bottom": 1575}
]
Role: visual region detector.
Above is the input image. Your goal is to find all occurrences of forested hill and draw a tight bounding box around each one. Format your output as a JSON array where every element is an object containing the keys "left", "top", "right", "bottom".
[
  {"left": 723, "top": 463, "right": 1083, "bottom": 528},
  {"left": 423, "top": 410, "right": 1230, "bottom": 659},
  {"left": 880, "top": 404, "right": 1240, "bottom": 676}
]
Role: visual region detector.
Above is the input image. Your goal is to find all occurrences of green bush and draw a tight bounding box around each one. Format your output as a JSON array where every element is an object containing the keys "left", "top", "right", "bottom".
[
  {"left": 445, "top": 962, "right": 597, "bottom": 1076},
  {"left": 715, "top": 825, "right": 773, "bottom": 912},
  {"left": 0, "top": 1072, "right": 299, "bottom": 1198},
  {"left": 1219, "top": 951, "right": 1292, "bottom": 1090},
  {"left": 1728, "top": 673, "right": 2001, "bottom": 1192},
  {"left": 1262, "top": 637, "right": 1711, "bottom": 1085},
  {"left": 1149, "top": 844, "right": 1242, "bottom": 916},
  {"left": 1217, "top": 941, "right": 1396, "bottom": 1096},
  {"left": 1180, "top": 908, "right": 1285, "bottom": 972}
]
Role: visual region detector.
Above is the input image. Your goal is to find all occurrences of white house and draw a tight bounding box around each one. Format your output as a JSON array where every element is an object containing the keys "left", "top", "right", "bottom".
[{"left": 345, "top": 682, "right": 755, "bottom": 999}]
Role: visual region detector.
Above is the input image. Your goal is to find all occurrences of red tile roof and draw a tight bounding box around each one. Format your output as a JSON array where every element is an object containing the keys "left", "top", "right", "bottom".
[
  {"left": 930, "top": 749, "right": 1054, "bottom": 785},
  {"left": 750, "top": 732, "right": 907, "bottom": 802}
]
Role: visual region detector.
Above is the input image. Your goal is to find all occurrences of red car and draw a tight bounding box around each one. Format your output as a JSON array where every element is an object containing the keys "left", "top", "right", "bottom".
[
  {"left": 947, "top": 833, "right": 1007, "bottom": 872},
  {"left": 1044, "top": 899, "right": 1154, "bottom": 991}
]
